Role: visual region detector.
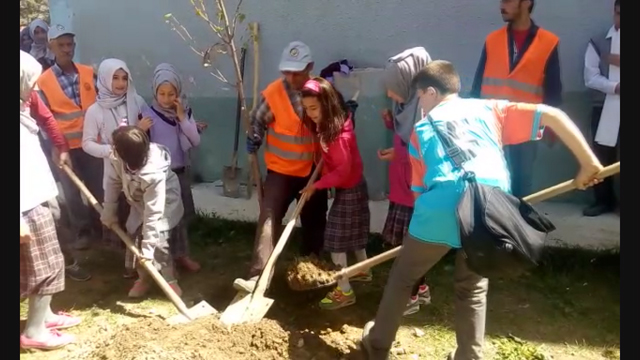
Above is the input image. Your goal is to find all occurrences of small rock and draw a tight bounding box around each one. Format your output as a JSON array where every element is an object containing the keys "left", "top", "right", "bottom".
[
  {"left": 391, "top": 347, "right": 406, "bottom": 355},
  {"left": 412, "top": 327, "right": 425, "bottom": 337},
  {"left": 297, "top": 338, "right": 304, "bottom": 348},
  {"left": 411, "top": 355, "right": 419, "bottom": 360}
]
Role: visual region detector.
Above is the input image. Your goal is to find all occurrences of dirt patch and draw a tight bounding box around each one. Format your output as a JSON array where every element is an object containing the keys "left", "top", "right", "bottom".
[{"left": 285, "top": 257, "right": 341, "bottom": 291}]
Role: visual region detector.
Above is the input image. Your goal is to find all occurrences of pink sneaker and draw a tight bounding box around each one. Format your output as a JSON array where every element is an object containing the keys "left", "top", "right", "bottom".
[
  {"left": 169, "top": 281, "right": 183, "bottom": 297},
  {"left": 20, "top": 329, "right": 75, "bottom": 350},
  {"left": 45, "top": 312, "right": 82, "bottom": 330},
  {"left": 128, "top": 279, "right": 151, "bottom": 298}
]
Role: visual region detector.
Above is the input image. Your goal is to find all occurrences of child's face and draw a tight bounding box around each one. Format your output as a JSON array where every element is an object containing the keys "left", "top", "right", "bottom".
[
  {"left": 302, "top": 96, "right": 322, "bottom": 124},
  {"left": 156, "top": 83, "right": 178, "bottom": 109},
  {"left": 111, "top": 69, "right": 129, "bottom": 96},
  {"left": 32, "top": 26, "right": 48, "bottom": 44}
]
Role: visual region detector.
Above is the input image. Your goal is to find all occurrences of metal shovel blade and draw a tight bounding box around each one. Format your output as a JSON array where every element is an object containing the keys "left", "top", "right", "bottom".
[
  {"left": 220, "top": 291, "right": 274, "bottom": 327},
  {"left": 222, "top": 165, "right": 243, "bottom": 198},
  {"left": 165, "top": 300, "right": 218, "bottom": 325}
]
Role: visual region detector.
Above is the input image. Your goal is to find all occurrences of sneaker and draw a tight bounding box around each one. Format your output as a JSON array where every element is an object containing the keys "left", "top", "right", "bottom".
[
  {"left": 319, "top": 287, "right": 356, "bottom": 310},
  {"left": 403, "top": 296, "right": 420, "bottom": 316},
  {"left": 45, "top": 312, "right": 82, "bottom": 330},
  {"left": 417, "top": 285, "right": 432, "bottom": 305},
  {"left": 169, "top": 281, "right": 183, "bottom": 297},
  {"left": 233, "top": 276, "right": 258, "bottom": 293},
  {"left": 65, "top": 261, "right": 91, "bottom": 282},
  {"left": 128, "top": 279, "right": 151, "bottom": 298},
  {"left": 20, "top": 329, "right": 75, "bottom": 350},
  {"left": 351, "top": 270, "right": 373, "bottom": 283},
  {"left": 583, "top": 203, "right": 614, "bottom": 217},
  {"left": 176, "top": 256, "right": 201, "bottom": 273}
]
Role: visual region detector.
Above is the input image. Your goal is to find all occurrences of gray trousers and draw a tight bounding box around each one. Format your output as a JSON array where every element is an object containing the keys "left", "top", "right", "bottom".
[
  {"left": 46, "top": 197, "right": 74, "bottom": 266},
  {"left": 368, "top": 236, "right": 489, "bottom": 360},
  {"left": 131, "top": 227, "right": 176, "bottom": 282}
]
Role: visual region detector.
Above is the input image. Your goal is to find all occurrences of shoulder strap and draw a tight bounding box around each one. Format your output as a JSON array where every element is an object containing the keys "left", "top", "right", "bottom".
[{"left": 426, "top": 115, "right": 476, "bottom": 182}]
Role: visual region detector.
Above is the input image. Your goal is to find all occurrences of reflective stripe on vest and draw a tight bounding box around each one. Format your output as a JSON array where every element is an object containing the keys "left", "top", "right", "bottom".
[
  {"left": 36, "top": 64, "right": 97, "bottom": 149},
  {"left": 262, "top": 79, "right": 316, "bottom": 177},
  {"left": 481, "top": 27, "right": 558, "bottom": 104}
]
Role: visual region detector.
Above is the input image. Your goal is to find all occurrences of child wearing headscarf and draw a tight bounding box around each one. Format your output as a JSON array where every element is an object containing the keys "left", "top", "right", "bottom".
[
  {"left": 20, "top": 50, "right": 81, "bottom": 351},
  {"left": 380, "top": 47, "right": 432, "bottom": 316},
  {"left": 82, "top": 58, "right": 148, "bottom": 278},
  {"left": 28, "top": 19, "right": 55, "bottom": 70},
  {"left": 139, "top": 63, "right": 201, "bottom": 273},
  {"left": 20, "top": 27, "right": 33, "bottom": 52}
]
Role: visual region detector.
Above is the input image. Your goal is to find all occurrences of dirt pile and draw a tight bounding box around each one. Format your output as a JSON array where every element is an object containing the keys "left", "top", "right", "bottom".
[
  {"left": 285, "top": 257, "right": 341, "bottom": 291},
  {"left": 86, "top": 317, "right": 297, "bottom": 360}
]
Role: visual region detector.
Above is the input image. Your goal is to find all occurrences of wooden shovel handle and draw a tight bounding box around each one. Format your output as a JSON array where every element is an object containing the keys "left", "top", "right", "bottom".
[
  {"left": 338, "top": 161, "right": 621, "bottom": 280},
  {"left": 252, "top": 160, "right": 324, "bottom": 296},
  {"left": 61, "top": 164, "right": 194, "bottom": 320},
  {"left": 246, "top": 22, "right": 263, "bottom": 205}
]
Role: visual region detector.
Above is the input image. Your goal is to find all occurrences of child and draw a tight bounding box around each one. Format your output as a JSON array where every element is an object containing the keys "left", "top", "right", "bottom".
[
  {"left": 138, "top": 63, "right": 201, "bottom": 273},
  {"left": 380, "top": 47, "right": 431, "bottom": 316},
  {"left": 101, "top": 126, "right": 185, "bottom": 298},
  {"left": 83, "top": 58, "right": 148, "bottom": 278},
  {"left": 361, "top": 60, "right": 603, "bottom": 359},
  {"left": 299, "top": 77, "right": 370, "bottom": 310},
  {"left": 21, "top": 50, "right": 81, "bottom": 350},
  {"left": 27, "top": 19, "right": 55, "bottom": 70}
]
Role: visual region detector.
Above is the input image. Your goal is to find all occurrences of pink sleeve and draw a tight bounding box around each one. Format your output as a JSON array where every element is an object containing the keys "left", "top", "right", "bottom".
[
  {"left": 408, "top": 131, "right": 427, "bottom": 194},
  {"left": 491, "top": 100, "right": 544, "bottom": 146},
  {"left": 313, "top": 136, "right": 353, "bottom": 190}
]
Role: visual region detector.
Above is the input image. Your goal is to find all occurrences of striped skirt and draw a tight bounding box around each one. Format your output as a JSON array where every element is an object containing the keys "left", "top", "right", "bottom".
[
  {"left": 20, "top": 203, "right": 65, "bottom": 298},
  {"left": 324, "top": 181, "right": 370, "bottom": 253},
  {"left": 382, "top": 202, "right": 414, "bottom": 247}
]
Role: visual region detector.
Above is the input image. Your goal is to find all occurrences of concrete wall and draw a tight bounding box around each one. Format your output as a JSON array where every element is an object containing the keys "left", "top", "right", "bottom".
[{"left": 51, "top": 0, "right": 617, "bottom": 203}]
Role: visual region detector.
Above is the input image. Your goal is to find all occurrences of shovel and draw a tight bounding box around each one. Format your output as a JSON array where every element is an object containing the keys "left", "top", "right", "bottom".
[
  {"left": 61, "top": 164, "right": 217, "bottom": 324},
  {"left": 286, "top": 162, "right": 621, "bottom": 291},
  {"left": 220, "top": 160, "right": 324, "bottom": 326},
  {"left": 222, "top": 46, "right": 248, "bottom": 198}
]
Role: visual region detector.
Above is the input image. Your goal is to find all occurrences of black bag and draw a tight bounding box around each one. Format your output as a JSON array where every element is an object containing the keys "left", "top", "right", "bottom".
[{"left": 427, "top": 117, "right": 556, "bottom": 279}]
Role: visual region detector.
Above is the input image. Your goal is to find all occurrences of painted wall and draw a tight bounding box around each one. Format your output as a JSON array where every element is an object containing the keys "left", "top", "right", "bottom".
[{"left": 51, "top": 0, "right": 617, "bottom": 203}]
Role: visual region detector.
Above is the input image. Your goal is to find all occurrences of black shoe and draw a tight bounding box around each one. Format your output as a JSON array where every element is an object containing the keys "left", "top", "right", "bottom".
[
  {"left": 66, "top": 261, "right": 92, "bottom": 281},
  {"left": 583, "top": 204, "right": 614, "bottom": 217}
]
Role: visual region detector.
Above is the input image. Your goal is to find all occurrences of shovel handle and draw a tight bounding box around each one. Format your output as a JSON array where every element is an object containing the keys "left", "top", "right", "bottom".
[
  {"left": 251, "top": 160, "right": 324, "bottom": 296},
  {"left": 337, "top": 162, "right": 621, "bottom": 281},
  {"left": 61, "top": 164, "right": 194, "bottom": 320}
]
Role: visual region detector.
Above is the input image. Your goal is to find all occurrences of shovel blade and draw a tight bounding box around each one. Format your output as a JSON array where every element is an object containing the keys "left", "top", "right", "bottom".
[
  {"left": 165, "top": 300, "right": 218, "bottom": 325},
  {"left": 220, "top": 291, "right": 274, "bottom": 327},
  {"left": 222, "top": 166, "right": 243, "bottom": 198}
]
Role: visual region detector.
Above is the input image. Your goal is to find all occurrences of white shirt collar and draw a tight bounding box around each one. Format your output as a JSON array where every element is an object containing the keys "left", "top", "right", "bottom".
[{"left": 606, "top": 25, "right": 619, "bottom": 39}]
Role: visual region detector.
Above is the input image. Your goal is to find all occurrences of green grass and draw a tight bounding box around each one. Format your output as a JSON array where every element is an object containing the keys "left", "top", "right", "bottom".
[{"left": 19, "top": 212, "right": 620, "bottom": 360}]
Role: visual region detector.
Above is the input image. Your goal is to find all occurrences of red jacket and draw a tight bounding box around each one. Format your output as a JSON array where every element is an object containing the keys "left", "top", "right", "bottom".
[
  {"left": 313, "top": 118, "right": 364, "bottom": 190},
  {"left": 27, "top": 91, "right": 69, "bottom": 152}
]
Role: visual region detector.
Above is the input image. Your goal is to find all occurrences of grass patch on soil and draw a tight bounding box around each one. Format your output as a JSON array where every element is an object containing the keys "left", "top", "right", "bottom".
[{"left": 20, "top": 212, "right": 619, "bottom": 360}]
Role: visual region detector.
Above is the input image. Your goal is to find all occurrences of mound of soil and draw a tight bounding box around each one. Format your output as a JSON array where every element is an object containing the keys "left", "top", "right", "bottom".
[
  {"left": 87, "top": 317, "right": 299, "bottom": 360},
  {"left": 285, "top": 257, "right": 341, "bottom": 291}
]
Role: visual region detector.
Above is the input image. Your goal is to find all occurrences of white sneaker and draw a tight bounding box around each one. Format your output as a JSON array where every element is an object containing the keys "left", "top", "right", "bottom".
[
  {"left": 417, "top": 285, "right": 432, "bottom": 305},
  {"left": 403, "top": 296, "right": 420, "bottom": 316},
  {"left": 233, "top": 276, "right": 258, "bottom": 293}
]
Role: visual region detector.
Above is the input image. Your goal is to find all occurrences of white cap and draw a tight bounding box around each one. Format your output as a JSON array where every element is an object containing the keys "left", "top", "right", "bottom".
[
  {"left": 48, "top": 24, "right": 75, "bottom": 40},
  {"left": 278, "top": 41, "right": 312, "bottom": 72}
]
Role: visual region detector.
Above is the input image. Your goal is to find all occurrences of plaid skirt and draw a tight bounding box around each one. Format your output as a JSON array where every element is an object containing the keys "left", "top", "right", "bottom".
[
  {"left": 20, "top": 203, "right": 65, "bottom": 297},
  {"left": 324, "top": 181, "right": 370, "bottom": 253},
  {"left": 382, "top": 202, "right": 414, "bottom": 247}
]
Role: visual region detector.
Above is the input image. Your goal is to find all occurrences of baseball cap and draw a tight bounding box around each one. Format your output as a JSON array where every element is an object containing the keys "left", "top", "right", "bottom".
[
  {"left": 48, "top": 24, "right": 75, "bottom": 40},
  {"left": 279, "top": 41, "right": 312, "bottom": 72}
]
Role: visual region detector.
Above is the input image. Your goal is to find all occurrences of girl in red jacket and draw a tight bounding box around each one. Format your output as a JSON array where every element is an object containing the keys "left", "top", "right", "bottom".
[{"left": 300, "top": 77, "right": 370, "bottom": 310}]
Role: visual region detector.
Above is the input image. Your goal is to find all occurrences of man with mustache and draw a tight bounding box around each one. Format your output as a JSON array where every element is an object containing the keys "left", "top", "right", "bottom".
[{"left": 471, "top": 0, "right": 562, "bottom": 198}]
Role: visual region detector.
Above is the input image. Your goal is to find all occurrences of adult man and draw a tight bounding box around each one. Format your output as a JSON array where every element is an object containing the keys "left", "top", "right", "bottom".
[
  {"left": 37, "top": 24, "right": 103, "bottom": 250},
  {"left": 234, "top": 41, "right": 328, "bottom": 293},
  {"left": 582, "top": 0, "right": 620, "bottom": 217},
  {"left": 471, "top": 0, "right": 562, "bottom": 198}
]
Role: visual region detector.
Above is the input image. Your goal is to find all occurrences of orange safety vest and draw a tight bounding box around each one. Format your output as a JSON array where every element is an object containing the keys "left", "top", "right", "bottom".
[
  {"left": 263, "top": 79, "right": 316, "bottom": 177},
  {"left": 481, "top": 27, "right": 558, "bottom": 103},
  {"left": 37, "top": 64, "right": 97, "bottom": 149}
]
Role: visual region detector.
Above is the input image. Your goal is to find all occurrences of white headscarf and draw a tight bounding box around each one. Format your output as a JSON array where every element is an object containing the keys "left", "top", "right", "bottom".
[
  {"left": 96, "top": 58, "right": 140, "bottom": 127},
  {"left": 152, "top": 63, "right": 189, "bottom": 120},
  {"left": 28, "top": 19, "right": 54, "bottom": 61},
  {"left": 20, "top": 50, "right": 43, "bottom": 134}
]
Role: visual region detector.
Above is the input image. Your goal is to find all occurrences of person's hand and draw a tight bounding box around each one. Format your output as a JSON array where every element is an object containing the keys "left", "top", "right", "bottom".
[
  {"left": 196, "top": 121, "right": 208, "bottom": 133},
  {"left": 299, "top": 184, "right": 317, "bottom": 199},
  {"left": 51, "top": 148, "right": 72, "bottom": 169},
  {"left": 615, "top": 83, "right": 620, "bottom": 95},
  {"left": 608, "top": 54, "right": 620, "bottom": 67},
  {"left": 345, "top": 99, "right": 359, "bottom": 115},
  {"left": 377, "top": 147, "right": 395, "bottom": 161},
  {"left": 20, "top": 221, "right": 32, "bottom": 244},
  {"left": 573, "top": 162, "right": 604, "bottom": 190},
  {"left": 175, "top": 99, "right": 186, "bottom": 121},
  {"left": 381, "top": 109, "right": 393, "bottom": 129},
  {"left": 137, "top": 117, "right": 153, "bottom": 131},
  {"left": 246, "top": 133, "right": 262, "bottom": 154}
]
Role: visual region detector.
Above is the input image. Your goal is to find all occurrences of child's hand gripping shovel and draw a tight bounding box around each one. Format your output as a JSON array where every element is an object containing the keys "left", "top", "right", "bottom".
[
  {"left": 60, "top": 164, "right": 217, "bottom": 324},
  {"left": 286, "top": 162, "right": 621, "bottom": 291},
  {"left": 220, "top": 160, "right": 324, "bottom": 327}
]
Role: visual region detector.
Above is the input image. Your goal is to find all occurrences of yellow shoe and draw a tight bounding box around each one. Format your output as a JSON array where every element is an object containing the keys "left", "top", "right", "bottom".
[{"left": 319, "top": 287, "right": 356, "bottom": 310}]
